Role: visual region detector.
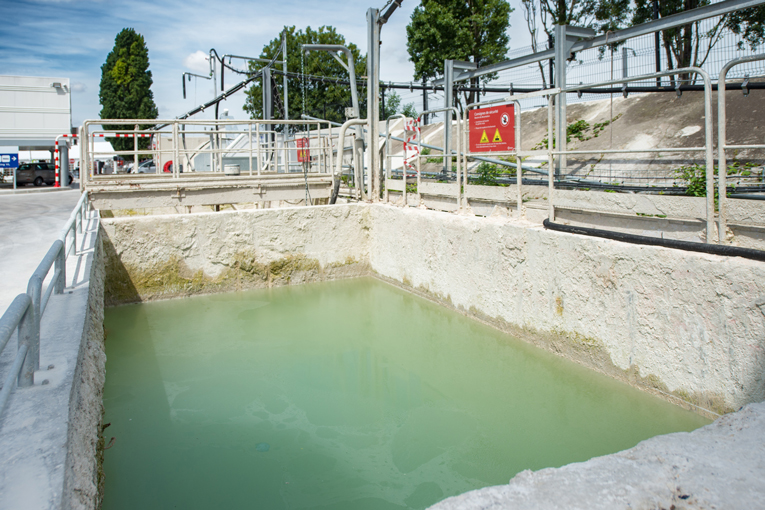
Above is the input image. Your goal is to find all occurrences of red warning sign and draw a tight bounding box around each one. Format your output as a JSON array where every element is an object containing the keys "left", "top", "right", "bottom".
[
  {"left": 469, "top": 104, "right": 515, "bottom": 152},
  {"left": 296, "top": 137, "right": 310, "bottom": 163}
]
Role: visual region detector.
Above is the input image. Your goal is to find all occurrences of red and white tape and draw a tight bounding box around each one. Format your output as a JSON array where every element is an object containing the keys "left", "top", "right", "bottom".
[{"left": 402, "top": 117, "right": 421, "bottom": 170}]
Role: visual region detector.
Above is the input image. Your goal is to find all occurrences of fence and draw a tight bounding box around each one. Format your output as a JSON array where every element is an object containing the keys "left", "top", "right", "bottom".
[{"left": 390, "top": 16, "right": 765, "bottom": 123}]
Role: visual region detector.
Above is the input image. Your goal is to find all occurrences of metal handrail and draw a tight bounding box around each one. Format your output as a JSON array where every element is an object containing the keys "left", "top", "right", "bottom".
[
  {"left": 0, "top": 191, "right": 90, "bottom": 418},
  {"left": 718, "top": 53, "right": 765, "bottom": 243},
  {"left": 416, "top": 107, "right": 462, "bottom": 207},
  {"left": 560, "top": 67, "right": 716, "bottom": 242},
  {"left": 82, "top": 118, "right": 334, "bottom": 185}
]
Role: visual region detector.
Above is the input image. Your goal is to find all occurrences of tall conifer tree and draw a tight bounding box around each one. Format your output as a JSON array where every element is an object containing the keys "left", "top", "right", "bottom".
[{"left": 99, "top": 28, "right": 158, "bottom": 151}]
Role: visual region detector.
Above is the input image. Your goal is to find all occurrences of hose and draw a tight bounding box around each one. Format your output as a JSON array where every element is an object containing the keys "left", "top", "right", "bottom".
[
  {"left": 330, "top": 175, "right": 341, "bottom": 204},
  {"left": 543, "top": 219, "right": 765, "bottom": 262}
]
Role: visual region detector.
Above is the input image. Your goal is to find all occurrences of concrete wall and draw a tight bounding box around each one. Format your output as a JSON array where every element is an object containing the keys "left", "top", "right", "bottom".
[
  {"left": 368, "top": 205, "right": 765, "bottom": 414},
  {"left": 100, "top": 204, "right": 370, "bottom": 305}
]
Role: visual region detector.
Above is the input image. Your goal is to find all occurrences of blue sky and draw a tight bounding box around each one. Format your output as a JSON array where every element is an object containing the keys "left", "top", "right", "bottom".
[{"left": 0, "top": 0, "right": 530, "bottom": 125}]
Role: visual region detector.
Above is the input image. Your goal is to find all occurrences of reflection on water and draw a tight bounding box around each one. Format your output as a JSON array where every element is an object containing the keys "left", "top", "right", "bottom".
[{"left": 103, "top": 277, "right": 709, "bottom": 510}]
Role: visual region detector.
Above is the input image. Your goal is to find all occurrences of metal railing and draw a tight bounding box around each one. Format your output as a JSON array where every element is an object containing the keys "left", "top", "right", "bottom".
[
  {"left": 718, "top": 53, "right": 765, "bottom": 242},
  {"left": 463, "top": 96, "right": 526, "bottom": 216},
  {"left": 81, "top": 119, "right": 336, "bottom": 189},
  {"left": 386, "top": 68, "right": 719, "bottom": 242},
  {"left": 0, "top": 191, "right": 90, "bottom": 417},
  {"left": 557, "top": 67, "right": 716, "bottom": 242}
]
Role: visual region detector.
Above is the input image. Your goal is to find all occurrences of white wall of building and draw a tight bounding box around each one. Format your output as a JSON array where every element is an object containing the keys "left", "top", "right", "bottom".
[{"left": 0, "top": 75, "right": 72, "bottom": 148}]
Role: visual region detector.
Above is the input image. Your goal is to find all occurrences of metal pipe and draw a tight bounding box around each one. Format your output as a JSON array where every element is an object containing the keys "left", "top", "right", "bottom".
[
  {"left": 335, "top": 119, "right": 368, "bottom": 192},
  {"left": 718, "top": 53, "right": 765, "bottom": 244},
  {"left": 302, "top": 44, "right": 362, "bottom": 142}
]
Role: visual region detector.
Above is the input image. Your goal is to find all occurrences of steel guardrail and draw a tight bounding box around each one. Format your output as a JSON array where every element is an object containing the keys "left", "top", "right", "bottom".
[{"left": 0, "top": 191, "right": 90, "bottom": 418}]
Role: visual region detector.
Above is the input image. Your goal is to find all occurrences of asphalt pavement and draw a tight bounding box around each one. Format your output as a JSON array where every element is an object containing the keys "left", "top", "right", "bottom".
[{"left": 0, "top": 188, "right": 81, "bottom": 313}]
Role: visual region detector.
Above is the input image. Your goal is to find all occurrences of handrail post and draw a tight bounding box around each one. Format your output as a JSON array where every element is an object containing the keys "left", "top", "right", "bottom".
[
  {"left": 18, "top": 290, "right": 38, "bottom": 387},
  {"left": 54, "top": 243, "right": 66, "bottom": 294},
  {"left": 717, "top": 53, "right": 765, "bottom": 244}
]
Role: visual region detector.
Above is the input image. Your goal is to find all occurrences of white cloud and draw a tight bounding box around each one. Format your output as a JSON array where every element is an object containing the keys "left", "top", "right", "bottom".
[
  {"left": 183, "top": 50, "right": 210, "bottom": 74},
  {"left": 71, "top": 82, "right": 87, "bottom": 93}
]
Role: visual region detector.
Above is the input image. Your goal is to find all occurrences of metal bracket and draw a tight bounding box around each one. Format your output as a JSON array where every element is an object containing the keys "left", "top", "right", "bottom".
[
  {"left": 577, "top": 82, "right": 583, "bottom": 98},
  {"left": 622, "top": 84, "right": 628, "bottom": 98},
  {"left": 676, "top": 83, "right": 682, "bottom": 98},
  {"left": 331, "top": 52, "right": 349, "bottom": 72},
  {"left": 742, "top": 75, "right": 750, "bottom": 96},
  {"left": 173, "top": 187, "right": 185, "bottom": 200}
]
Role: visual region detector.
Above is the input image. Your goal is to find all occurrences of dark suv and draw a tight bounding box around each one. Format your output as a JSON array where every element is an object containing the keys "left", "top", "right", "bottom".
[{"left": 15, "top": 162, "right": 73, "bottom": 186}]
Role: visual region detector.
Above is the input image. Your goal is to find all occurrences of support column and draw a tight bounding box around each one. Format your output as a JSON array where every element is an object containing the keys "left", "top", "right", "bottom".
[{"left": 59, "top": 145, "right": 69, "bottom": 186}]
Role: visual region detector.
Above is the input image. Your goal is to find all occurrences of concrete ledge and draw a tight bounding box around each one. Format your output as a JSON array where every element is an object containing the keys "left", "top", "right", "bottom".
[
  {"left": 430, "top": 401, "right": 765, "bottom": 510},
  {"left": 0, "top": 211, "right": 103, "bottom": 510}
]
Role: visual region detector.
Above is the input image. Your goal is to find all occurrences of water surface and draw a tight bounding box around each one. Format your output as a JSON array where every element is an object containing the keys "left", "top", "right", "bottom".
[{"left": 103, "top": 277, "right": 709, "bottom": 510}]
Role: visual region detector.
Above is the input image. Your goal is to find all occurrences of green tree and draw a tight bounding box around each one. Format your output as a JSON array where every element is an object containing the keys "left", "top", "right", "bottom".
[
  {"left": 244, "top": 26, "right": 366, "bottom": 128},
  {"left": 406, "top": 0, "right": 513, "bottom": 106},
  {"left": 382, "top": 89, "right": 402, "bottom": 119},
  {"left": 99, "top": 28, "right": 158, "bottom": 151},
  {"left": 401, "top": 102, "right": 419, "bottom": 118}
]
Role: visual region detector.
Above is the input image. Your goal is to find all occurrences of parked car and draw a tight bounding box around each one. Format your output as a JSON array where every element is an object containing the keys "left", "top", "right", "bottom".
[
  {"left": 15, "top": 162, "right": 72, "bottom": 186},
  {"left": 135, "top": 159, "right": 157, "bottom": 174}
]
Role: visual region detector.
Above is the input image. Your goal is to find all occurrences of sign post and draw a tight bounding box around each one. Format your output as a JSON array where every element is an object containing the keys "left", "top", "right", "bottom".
[{"left": 468, "top": 104, "right": 515, "bottom": 153}]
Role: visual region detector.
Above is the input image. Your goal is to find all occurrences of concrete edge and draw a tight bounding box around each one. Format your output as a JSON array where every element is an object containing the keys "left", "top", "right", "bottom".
[{"left": 0, "top": 211, "right": 102, "bottom": 510}]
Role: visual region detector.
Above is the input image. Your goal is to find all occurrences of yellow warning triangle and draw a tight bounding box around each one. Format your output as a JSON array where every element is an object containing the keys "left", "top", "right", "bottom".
[
  {"left": 493, "top": 128, "right": 503, "bottom": 143},
  {"left": 479, "top": 130, "right": 489, "bottom": 143}
]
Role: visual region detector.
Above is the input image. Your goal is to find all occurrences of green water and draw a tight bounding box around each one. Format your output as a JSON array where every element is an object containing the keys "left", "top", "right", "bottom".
[{"left": 102, "top": 277, "right": 709, "bottom": 510}]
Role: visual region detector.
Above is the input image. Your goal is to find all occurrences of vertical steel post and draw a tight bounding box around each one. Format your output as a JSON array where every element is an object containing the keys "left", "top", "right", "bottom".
[
  {"left": 702, "top": 73, "right": 715, "bottom": 243},
  {"left": 134, "top": 124, "right": 139, "bottom": 174},
  {"left": 54, "top": 245, "right": 66, "bottom": 294},
  {"left": 367, "top": 7, "right": 381, "bottom": 202},
  {"left": 515, "top": 102, "right": 522, "bottom": 218},
  {"left": 256, "top": 123, "right": 262, "bottom": 175},
  {"left": 283, "top": 30, "right": 289, "bottom": 123},
  {"left": 622, "top": 47, "right": 629, "bottom": 79},
  {"left": 653, "top": 0, "right": 661, "bottom": 87},
  {"left": 548, "top": 94, "right": 555, "bottom": 221},
  {"left": 173, "top": 122, "right": 180, "bottom": 179},
  {"left": 18, "top": 274, "right": 41, "bottom": 387},
  {"left": 249, "top": 123, "right": 253, "bottom": 176},
  {"left": 444, "top": 59, "right": 454, "bottom": 176},
  {"left": 17, "top": 300, "right": 36, "bottom": 387},
  {"left": 422, "top": 78, "right": 429, "bottom": 124},
  {"left": 554, "top": 24, "right": 567, "bottom": 175}
]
